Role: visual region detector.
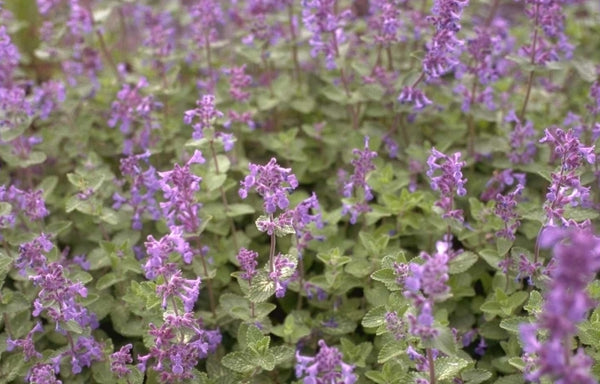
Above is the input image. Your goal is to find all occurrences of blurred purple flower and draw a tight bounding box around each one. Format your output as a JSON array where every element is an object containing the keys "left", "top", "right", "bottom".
[
  {"left": 427, "top": 147, "right": 467, "bottom": 221},
  {"left": 295, "top": 339, "right": 357, "bottom": 384}
]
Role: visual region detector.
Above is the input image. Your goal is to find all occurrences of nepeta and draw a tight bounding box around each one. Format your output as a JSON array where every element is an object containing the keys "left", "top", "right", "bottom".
[
  {"left": 341, "top": 136, "right": 377, "bottom": 224},
  {"left": 426, "top": 147, "right": 467, "bottom": 221},
  {"left": 295, "top": 339, "right": 357, "bottom": 384},
  {"left": 239, "top": 157, "right": 299, "bottom": 214},
  {"left": 520, "top": 227, "right": 600, "bottom": 384}
]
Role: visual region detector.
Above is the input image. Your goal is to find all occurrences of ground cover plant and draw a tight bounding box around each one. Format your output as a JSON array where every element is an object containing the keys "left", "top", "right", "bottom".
[{"left": 1, "top": 0, "right": 600, "bottom": 383}]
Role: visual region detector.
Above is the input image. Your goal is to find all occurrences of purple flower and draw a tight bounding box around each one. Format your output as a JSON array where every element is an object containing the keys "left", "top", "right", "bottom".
[
  {"left": 289, "top": 192, "right": 323, "bottom": 254},
  {"left": 520, "top": 227, "right": 600, "bottom": 384},
  {"left": 398, "top": 86, "right": 433, "bottom": 110},
  {"left": 26, "top": 363, "right": 62, "bottom": 384},
  {"left": 295, "top": 339, "right": 357, "bottom": 384},
  {"left": 302, "top": 0, "right": 352, "bottom": 70},
  {"left": 369, "top": 0, "right": 402, "bottom": 47},
  {"left": 7, "top": 322, "right": 44, "bottom": 361},
  {"left": 341, "top": 136, "right": 377, "bottom": 224},
  {"left": 69, "top": 336, "right": 103, "bottom": 374},
  {"left": 481, "top": 169, "right": 526, "bottom": 202},
  {"left": 32, "top": 80, "right": 65, "bottom": 120},
  {"left": 239, "top": 157, "right": 298, "bottom": 214},
  {"left": 494, "top": 177, "right": 525, "bottom": 240},
  {"left": 237, "top": 248, "right": 259, "bottom": 281},
  {"left": 156, "top": 270, "right": 201, "bottom": 313},
  {"left": 110, "top": 344, "right": 133, "bottom": 378},
  {"left": 539, "top": 127, "right": 595, "bottom": 225},
  {"left": 427, "top": 147, "right": 467, "bottom": 221},
  {"left": 114, "top": 151, "right": 162, "bottom": 230},
  {"left": 30, "top": 262, "right": 98, "bottom": 332},
  {"left": 0, "top": 25, "right": 19, "bottom": 85},
  {"left": 270, "top": 253, "right": 295, "bottom": 298},
  {"left": 184, "top": 95, "right": 224, "bottom": 140},
  {"left": 158, "top": 151, "right": 205, "bottom": 233},
  {"left": 138, "top": 313, "right": 221, "bottom": 383},
  {"left": 143, "top": 227, "right": 194, "bottom": 279},
  {"left": 15, "top": 233, "right": 54, "bottom": 275},
  {"left": 385, "top": 311, "right": 405, "bottom": 340}
]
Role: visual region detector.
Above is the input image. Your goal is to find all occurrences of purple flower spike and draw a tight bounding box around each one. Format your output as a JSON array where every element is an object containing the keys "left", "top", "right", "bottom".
[
  {"left": 520, "top": 227, "right": 600, "bottom": 384},
  {"left": 341, "top": 136, "right": 377, "bottom": 224},
  {"left": 156, "top": 270, "right": 201, "bottom": 313},
  {"left": 239, "top": 157, "right": 298, "bottom": 214},
  {"left": 427, "top": 147, "right": 467, "bottom": 221},
  {"left": 237, "top": 248, "right": 259, "bottom": 281},
  {"left": 111, "top": 344, "right": 133, "bottom": 378},
  {"left": 295, "top": 339, "right": 357, "bottom": 384},
  {"left": 184, "top": 95, "right": 224, "bottom": 140}
]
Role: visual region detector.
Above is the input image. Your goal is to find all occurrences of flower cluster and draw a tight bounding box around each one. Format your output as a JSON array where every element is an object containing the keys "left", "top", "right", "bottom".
[
  {"left": 138, "top": 313, "right": 221, "bottom": 383},
  {"left": 108, "top": 76, "right": 161, "bottom": 154},
  {"left": 295, "top": 339, "right": 357, "bottom": 384},
  {"left": 113, "top": 151, "right": 162, "bottom": 230},
  {"left": 341, "top": 136, "right": 378, "bottom": 224},
  {"left": 302, "top": 0, "right": 352, "bottom": 70},
  {"left": 423, "top": 0, "right": 468, "bottom": 79},
  {"left": 506, "top": 110, "right": 537, "bottom": 164},
  {"left": 239, "top": 157, "right": 299, "bottom": 214},
  {"left": 0, "top": 185, "right": 49, "bottom": 230},
  {"left": 539, "top": 127, "right": 595, "bottom": 225},
  {"left": 426, "top": 147, "right": 467, "bottom": 221},
  {"left": 236, "top": 248, "right": 259, "bottom": 281},
  {"left": 143, "top": 226, "right": 194, "bottom": 279},
  {"left": 520, "top": 227, "right": 600, "bottom": 384},
  {"left": 158, "top": 150, "right": 205, "bottom": 233}
]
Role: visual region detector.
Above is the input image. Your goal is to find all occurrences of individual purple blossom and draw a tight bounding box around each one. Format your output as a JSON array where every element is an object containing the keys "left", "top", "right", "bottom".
[
  {"left": 237, "top": 248, "right": 259, "bottom": 281},
  {"left": 138, "top": 313, "right": 221, "bottom": 384},
  {"left": 239, "top": 157, "right": 299, "bottom": 214},
  {"left": 143, "top": 227, "right": 194, "bottom": 279},
  {"left": 427, "top": 147, "right": 467, "bottom": 221},
  {"left": 158, "top": 150, "right": 205, "bottom": 233},
  {"left": 6, "top": 322, "right": 44, "bottom": 361},
  {"left": 26, "top": 363, "right": 62, "bottom": 384},
  {"left": 341, "top": 136, "right": 377, "bottom": 224},
  {"left": 184, "top": 95, "right": 224, "bottom": 140},
  {"left": 516, "top": 254, "right": 542, "bottom": 286},
  {"left": 520, "top": 227, "right": 600, "bottom": 384},
  {"left": 295, "top": 339, "right": 357, "bottom": 384},
  {"left": 156, "top": 270, "right": 201, "bottom": 313},
  {"left": 404, "top": 237, "right": 453, "bottom": 302},
  {"left": 110, "top": 344, "right": 133, "bottom": 378}
]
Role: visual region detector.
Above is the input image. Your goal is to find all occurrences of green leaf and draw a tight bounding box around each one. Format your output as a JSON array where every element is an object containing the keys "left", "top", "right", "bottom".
[
  {"left": 0, "top": 353, "right": 27, "bottom": 383},
  {"left": 221, "top": 351, "right": 256, "bottom": 374},
  {"left": 497, "top": 238, "right": 513, "bottom": 257},
  {"left": 377, "top": 340, "right": 404, "bottom": 364},
  {"left": 500, "top": 317, "right": 531, "bottom": 334},
  {"left": 248, "top": 270, "right": 276, "bottom": 303},
  {"left": 493, "top": 374, "right": 525, "bottom": 384},
  {"left": 371, "top": 268, "right": 402, "bottom": 291},
  {"left": 448, "top": 251, "right": 478, "bottom": 274},
  {"left": 96, "top": 272, "right": 126, "bottom": 290},
  {"left": 434, "top": 356, "right": 469, "bottom": 381},
  {"left": 271, "top": 345, "right": 294, "bottom": 365},
  {"left": 362, "top": 305, "right": 387, "bottom": 328},
  {"left": 37, "top": 176, "right": 58, "bottom": 199},
  {"left": 461, "top": 369, "right": 493, "bottom": 384},
  {"left": 428, "top": 326, "right": 458, "bottom": 356},
  {"left": 226, "top": 203, "right": 255, "bottom": 218}
]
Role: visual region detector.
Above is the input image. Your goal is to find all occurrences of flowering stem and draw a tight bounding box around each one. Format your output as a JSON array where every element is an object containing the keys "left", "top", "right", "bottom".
[
  {"left": 269, "top": 214, "right": 276, "bottom": 274},
  {"left": 331, "top": 25, "right": 359, "bottom": 130},
  {"left": 427, "top": 348, "right": 436, "bottom": 384},
  {"left": 520, "top": 3, "right": 540, "bottom": 120},
  {"left": 386, "top": 46, "right": 394, "bottom": 71},
  {"left": 204, "top": 35, "right": 213, "bottom": 76},
  {"left": 288, "top": 3, "right": 301, "bottom": 84},
  {"left": 209, "top": 140, "right": 239, "bottom": 251},
  {"left": 196, "top": 237, "right": 216, "bottom": 318}
]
